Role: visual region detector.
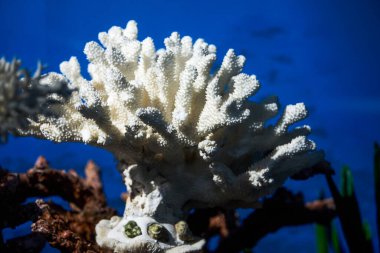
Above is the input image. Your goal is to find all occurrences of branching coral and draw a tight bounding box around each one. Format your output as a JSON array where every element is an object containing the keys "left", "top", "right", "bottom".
[
  {"left": 0, "top": 58, "right": 71, "bottom": 142},
  {"left": 4, "top": 21, "right": 324, "bottom": 252}
]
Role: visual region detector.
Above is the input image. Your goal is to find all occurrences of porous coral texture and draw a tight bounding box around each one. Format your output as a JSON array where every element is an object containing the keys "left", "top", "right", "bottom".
[
  {"left": 0, "top": 58, "right": 70, "bottom": 142},
  {"left": 16, "top": 20, "right": 324, "bottom": 252}
]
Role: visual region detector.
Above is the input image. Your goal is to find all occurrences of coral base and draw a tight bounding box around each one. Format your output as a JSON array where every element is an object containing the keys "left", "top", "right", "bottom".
[{"left": 96, "top": 215, "right": 205, "bottom": 253}]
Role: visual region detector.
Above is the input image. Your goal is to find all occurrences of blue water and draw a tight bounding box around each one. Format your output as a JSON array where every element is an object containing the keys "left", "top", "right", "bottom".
[{"left": 1, "top": 0, "right": 380, "bottom": 252}]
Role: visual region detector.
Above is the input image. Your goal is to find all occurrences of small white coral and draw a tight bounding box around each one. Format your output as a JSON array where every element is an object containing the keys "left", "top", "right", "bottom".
[
  {"left": 0, "top": 58, "right": 71, "bottom": 142},
  {"left": 11, "top": 21, "right": 324, "bottom": 252}
]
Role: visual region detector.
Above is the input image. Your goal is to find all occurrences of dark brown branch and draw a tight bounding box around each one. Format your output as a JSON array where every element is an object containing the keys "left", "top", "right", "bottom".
[
  {"left": 0, "top": 156, "right": 117, "bottom": 253},
  {"left": 0, "top": 156, "right": 107, "bottom": 210},
  {"left": 32, "top": 200, "right": 111, "bottom": 253},
  {"left": 187, "top": 208, "right": 238, "bottom": 239},
  {"left": 208, "top": 211, "right": 231, "bottom": 238},
  {"left": 212, "top": 188, "right": 336, "bottom": 253}
]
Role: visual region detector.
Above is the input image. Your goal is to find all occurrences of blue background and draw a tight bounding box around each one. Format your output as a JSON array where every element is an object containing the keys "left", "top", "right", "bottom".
[{"left": 1, "top": 0, "right": 380, "bottom": 252}]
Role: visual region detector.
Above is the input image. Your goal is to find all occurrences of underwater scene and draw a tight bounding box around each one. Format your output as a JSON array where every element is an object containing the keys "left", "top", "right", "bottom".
[{"left": 1, "top": 0, "right": 380, "bottom": 252}]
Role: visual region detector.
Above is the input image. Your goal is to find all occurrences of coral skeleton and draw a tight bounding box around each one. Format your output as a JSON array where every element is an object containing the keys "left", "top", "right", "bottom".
[
  {"left": 0, "top": 58, "right": 71, "bottom": 142},
  {"left": 2, "top": 21, "right": 324, "bottom": 252}
]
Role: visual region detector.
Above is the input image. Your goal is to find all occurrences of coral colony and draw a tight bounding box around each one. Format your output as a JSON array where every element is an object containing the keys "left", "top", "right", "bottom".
[
  {"left": 0, "top": 21, "right": 323, "bottom": 252},
  {"left": 0, "top": 58, "right": 71, "bottom": 142}
]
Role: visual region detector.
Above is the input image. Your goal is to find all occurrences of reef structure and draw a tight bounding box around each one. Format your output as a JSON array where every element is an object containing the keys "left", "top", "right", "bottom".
[{"left": 3, "top": 21, "right": 324, "bottom": 252}]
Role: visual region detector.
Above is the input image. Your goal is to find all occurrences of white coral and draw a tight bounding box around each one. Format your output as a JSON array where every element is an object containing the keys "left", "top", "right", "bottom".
[
  {"left": 0, "top": 58, "right": 71, "bottom": 142},
  {"left": 10, "top": 21, "right": 324, "bottom": 252}
]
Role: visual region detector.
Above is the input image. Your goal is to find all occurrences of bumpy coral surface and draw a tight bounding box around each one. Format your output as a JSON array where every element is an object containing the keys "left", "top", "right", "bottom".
[
  {"left": 0, "top": 58, "right": 70, "bottom": 142},
  {"left": 11, "top": 21, "right": 324, "bottom": 252}
]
